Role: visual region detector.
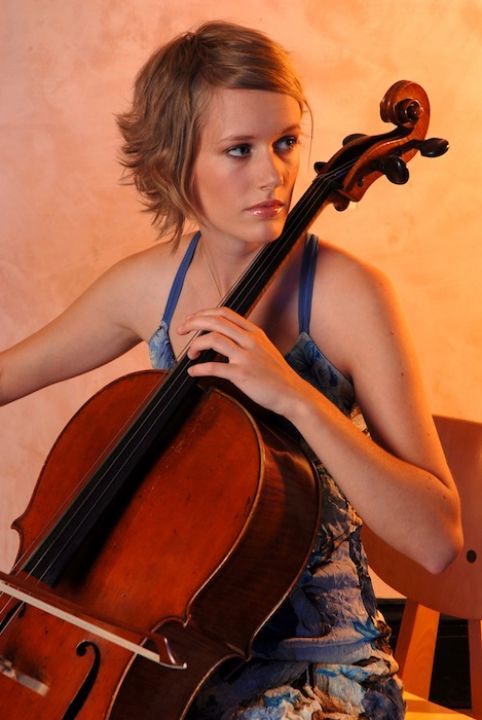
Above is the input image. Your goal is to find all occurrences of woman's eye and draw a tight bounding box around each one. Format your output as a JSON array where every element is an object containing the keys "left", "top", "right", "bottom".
[
  {"left": 226, "top": 144, "right": 251, "bottom": 158},
  {"left": 275, "top": 135, "right": 299, "bottom": 153}
]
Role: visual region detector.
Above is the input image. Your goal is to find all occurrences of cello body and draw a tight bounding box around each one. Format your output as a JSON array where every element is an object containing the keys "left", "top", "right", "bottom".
[
  {"left": 0, "top": 80, "right": 447, "bottom": 718},
  {"left": 0, "top": 370, "right": 320, "bottom": 719}
]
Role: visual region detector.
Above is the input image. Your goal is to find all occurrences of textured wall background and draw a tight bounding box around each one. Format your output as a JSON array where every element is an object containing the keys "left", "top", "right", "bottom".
[{"left": 1, "top": 1, "right": 481, "bottom": 595}]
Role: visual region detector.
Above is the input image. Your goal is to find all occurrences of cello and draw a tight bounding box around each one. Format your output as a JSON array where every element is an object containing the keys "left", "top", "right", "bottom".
[{"left": 0, "top": 81, "right": 447, "bottom": 719}]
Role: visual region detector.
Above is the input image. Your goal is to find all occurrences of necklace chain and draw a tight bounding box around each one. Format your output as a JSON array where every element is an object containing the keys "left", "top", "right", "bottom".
[{"left": 202, "top": 243, "right": 224, "bottom": 301}]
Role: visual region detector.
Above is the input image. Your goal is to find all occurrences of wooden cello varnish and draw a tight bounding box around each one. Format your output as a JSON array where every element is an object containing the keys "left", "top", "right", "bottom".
[
  {"left": 0, "top": 80, "right": 446, "bottom": 718},
  {"left": 0, "top": 371, "right": 320, "bottom": 719}
]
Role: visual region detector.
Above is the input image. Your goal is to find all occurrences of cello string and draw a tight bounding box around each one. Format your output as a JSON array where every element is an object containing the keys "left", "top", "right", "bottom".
[
  {"left": 0, "top": 382, "right": 164, "bottom": 577},
  {"left": 0, "top": 163, "right": 342, "bottom": 619},
  {"left": 0, "top": 162, "right": 345, "bottom": 604},
  {"left": 0, "top": 155, "right": 356, "bottom": 607},
  {"left": 0, "top": 384, "right": 171, "bottom": 626},
  {"left": 0, "top": 150, "right": 366, "bottom": 637}
]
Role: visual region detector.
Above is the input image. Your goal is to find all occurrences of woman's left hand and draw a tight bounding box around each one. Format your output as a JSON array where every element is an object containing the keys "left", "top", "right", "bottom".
[{"left": 177, "top": 306, "right": 306, "bottom": 417}]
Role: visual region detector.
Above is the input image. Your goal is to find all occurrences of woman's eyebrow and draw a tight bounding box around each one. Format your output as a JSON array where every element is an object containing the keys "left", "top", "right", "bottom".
[{"left": 219, "top": 124, "right": 301, "bottom": 144}]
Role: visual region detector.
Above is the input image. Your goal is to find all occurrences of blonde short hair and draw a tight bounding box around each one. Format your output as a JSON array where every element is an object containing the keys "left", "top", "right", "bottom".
[{"left": 117, "top": 21, "right": 307, "bottom": 246}]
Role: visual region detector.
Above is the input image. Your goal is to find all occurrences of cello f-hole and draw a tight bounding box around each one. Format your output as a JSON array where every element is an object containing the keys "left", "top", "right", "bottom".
[{"left": 62, "top": 641, "right": 101, "bottom": 720}]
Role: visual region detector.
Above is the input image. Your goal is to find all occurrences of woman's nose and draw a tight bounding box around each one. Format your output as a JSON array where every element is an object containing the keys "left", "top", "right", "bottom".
[{"left": 258, "top": 150, "right": 285, "bottom": 190}]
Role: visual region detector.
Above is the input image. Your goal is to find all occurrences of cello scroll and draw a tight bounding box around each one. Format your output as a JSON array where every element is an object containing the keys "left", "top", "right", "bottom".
[{"left": 314, "top": 80, "right": 449, "bottom": 210}]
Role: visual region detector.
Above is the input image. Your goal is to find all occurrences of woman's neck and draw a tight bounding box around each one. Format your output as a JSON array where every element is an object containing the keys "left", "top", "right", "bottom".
[{"left": 195, "top": 228, "right": 266, "bottom": 298}]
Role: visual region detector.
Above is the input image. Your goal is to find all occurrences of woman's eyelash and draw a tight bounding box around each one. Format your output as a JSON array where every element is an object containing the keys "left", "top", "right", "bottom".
[
  {"left": 225, "top": 136, "right": 300, "bottom": 158},
  {"left": 226, "top": 143, "right": 251, "bottom": 157},
  {"left": 276, "top": 135, "right": 299, "bottom": 150}
]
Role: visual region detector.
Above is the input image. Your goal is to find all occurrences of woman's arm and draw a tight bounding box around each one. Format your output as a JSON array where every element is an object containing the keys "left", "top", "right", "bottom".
[
  {"left": 179, "top": 249, "right": 463, "bottom": 574},
  {"left": 0, "top": 257, "right": 146, "bottom": 406}
]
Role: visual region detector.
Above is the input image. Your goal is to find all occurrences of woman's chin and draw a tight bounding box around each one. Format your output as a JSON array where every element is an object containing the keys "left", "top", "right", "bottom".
[{"left": 248, "top": 216, "right": 288, "bottom": 243}]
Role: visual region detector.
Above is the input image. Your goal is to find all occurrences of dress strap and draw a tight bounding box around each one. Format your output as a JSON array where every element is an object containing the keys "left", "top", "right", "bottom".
[
  {"left": 298, "top": 233, "right": 319, "bottom": 334},
  {"left": 161, "top": 231, "right": 201, "bottom": 327}
]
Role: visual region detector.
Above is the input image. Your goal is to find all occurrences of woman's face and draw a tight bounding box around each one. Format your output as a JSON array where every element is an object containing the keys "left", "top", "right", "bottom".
[{"left": 192, "top": 88, "right": 302, "bottom": 251}]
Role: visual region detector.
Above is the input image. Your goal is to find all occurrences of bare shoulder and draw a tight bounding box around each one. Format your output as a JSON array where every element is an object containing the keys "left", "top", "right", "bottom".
[
  {"left": 99, "top": 239, "right": 175, "bottom": 297},
  {"left": 0, "top": 237, "right": 187, "bottom": 405},
  {"left": 309, "top": 239, "right": 399, "bottom": 376},
  {"left": 310, "top": 238, "right": 443, "bottom": 462},
  {"left": 94, "top": 236, "right": 189, "bottom": 340},
  {"left": 312, "top": 238, "right": 392, "bottom": 302}
]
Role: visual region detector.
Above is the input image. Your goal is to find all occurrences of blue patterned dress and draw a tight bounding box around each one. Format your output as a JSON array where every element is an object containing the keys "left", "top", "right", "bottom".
[{"left": 149, "top": 233, "right": 405, "bottom": 720}]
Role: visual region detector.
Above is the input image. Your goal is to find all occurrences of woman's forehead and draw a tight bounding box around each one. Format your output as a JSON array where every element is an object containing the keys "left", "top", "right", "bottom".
[{"left": 199, "top": 88, "right": 302, "bottom": 145}]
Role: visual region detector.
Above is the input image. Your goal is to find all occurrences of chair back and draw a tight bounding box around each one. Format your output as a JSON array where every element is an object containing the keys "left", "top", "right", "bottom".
[{"left": 363, "top": 415, "right": 482, "bottom": 619}]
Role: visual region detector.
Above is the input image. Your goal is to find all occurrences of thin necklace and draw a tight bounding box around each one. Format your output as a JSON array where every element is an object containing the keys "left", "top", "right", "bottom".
[{"left": 202, "top": 242, "right": 225, "bottom": 302}]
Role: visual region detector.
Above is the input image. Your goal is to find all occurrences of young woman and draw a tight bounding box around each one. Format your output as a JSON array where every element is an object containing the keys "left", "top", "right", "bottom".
[{"left": 0, "top": 21, "right": 462, "bottom": 720}]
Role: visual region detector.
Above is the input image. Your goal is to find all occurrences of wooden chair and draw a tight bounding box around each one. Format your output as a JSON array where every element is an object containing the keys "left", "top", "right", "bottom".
[{"left": 362, "top": 415, "right": 482, "bottom": 720}]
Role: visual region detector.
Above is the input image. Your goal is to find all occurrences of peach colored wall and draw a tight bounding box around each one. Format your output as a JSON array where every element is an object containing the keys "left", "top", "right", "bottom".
[{"left": 1, "top": 0, "right": 481, "bottom": 599}]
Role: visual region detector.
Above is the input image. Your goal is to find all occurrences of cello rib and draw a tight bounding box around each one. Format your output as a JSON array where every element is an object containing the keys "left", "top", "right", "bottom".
[{"left": 0, "top": 372, "right": 320, "bottom": 719}]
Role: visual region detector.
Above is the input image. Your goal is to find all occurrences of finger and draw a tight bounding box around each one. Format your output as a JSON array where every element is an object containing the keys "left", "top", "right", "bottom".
[
  {"left": 208, "top": 306, "right": 253, "bottom": 328},
  {"left": 187, "top": 360, "right": 236, "bottom": 380},
  {"left": 187, "top": 331, "right": 239, "bottom": 360},
  {"left": 181, "top": 306, "right": 256, "bottom": 333},
  {"left": 179, "top": 314, "right": 253, "bottom": 347}
]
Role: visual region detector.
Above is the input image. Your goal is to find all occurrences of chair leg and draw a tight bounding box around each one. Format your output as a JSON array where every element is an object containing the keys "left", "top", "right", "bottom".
[
  {"left": 395, "top": 600, "right": 440, "bottom": 698},
  {"left": 468, "top": 619, "right": 482, "bottom": 719}
]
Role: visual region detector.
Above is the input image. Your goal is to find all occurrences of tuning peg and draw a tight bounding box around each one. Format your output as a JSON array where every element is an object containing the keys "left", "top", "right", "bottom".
[
  {"left": 313, "top": 161, "right": 327, "bottom": 174},
  {"left": 342, "top": 133, "right": 368, "bottom": 145},
  {"left": 374, "top": 155, "right": 409, "bottom": 184},
  {"left": 418, "top": 138, "right": 449, "bottom": 157},
  {"left": 403, "top": 137, "right": 449, "bottom": 158}
]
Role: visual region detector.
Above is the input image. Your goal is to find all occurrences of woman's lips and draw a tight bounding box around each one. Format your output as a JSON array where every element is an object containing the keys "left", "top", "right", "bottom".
[{"left": 245, "top": 200, "right": 285, "bottom": 218}]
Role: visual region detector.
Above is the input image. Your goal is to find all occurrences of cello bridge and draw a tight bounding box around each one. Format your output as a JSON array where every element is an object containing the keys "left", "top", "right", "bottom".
[{"left": 0, "top": 655, "right": 49, "bottom": 696}]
